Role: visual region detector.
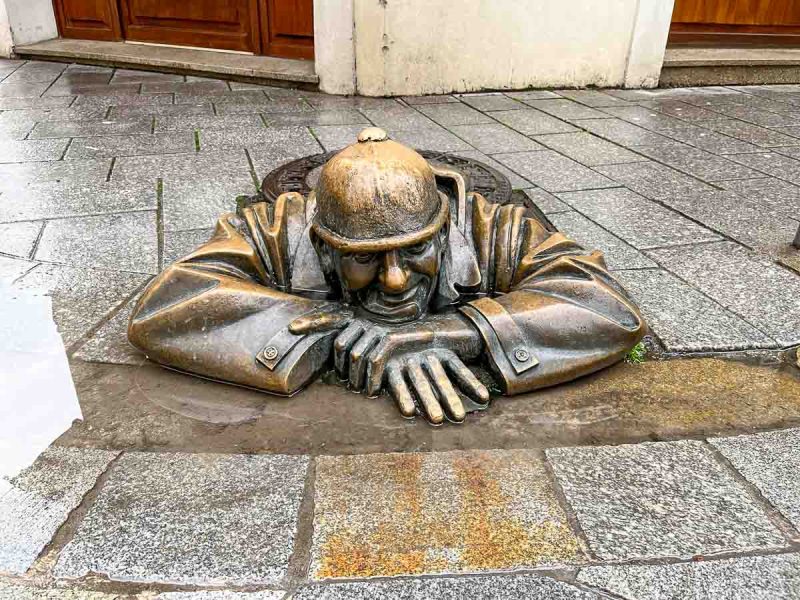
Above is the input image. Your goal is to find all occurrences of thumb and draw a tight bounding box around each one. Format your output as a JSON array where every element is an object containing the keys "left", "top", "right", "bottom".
[{"left": 289, "top": 310, "right": 353, "bottom": 335}]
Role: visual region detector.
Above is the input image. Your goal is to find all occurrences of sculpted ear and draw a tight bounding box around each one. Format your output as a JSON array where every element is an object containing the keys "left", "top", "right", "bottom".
[{"left": 310, "top": 229, "right": 335, "bottom": 275}]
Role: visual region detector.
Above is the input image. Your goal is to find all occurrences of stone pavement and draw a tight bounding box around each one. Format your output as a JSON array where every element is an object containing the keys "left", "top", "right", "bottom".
[{"left": 1, "top": 58, "right": 800, "bottom": 598}]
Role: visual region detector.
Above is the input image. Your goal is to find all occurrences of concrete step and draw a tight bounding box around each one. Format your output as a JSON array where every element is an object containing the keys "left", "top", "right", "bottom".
[
  {"left": 661, "top": 46, "right": 800, "bottom": 87},
  {"left": 13, "top": 38, "right": 318, "bottom": 89}
]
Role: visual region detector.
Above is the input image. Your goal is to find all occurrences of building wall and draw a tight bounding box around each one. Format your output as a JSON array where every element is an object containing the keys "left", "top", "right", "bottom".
[
  {"left": 316, "top": 0, "right": 675, "bottom": 96},
  {"left": 0, "top": 0, "right": 58, "bottom": 57}
]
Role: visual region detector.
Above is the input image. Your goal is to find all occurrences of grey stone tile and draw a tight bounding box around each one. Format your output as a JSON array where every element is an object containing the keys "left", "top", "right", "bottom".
[
  {"left": 49, "top": 72, "right": 112, "bottom": 87},
  {"left": 54, "top": 452, "right": 309, "bottom": 585},
  {"left": 717, "top": 177, "right": 800, "bottom": 218},
  {"left": 154, "top": 114, "right": 264, "bottom": 133},
  {"left": 360, "top": 105, "right": 437, "bottom": 130},
  {"left": 0, "top": 118, "right": 35, "bottom": 140},
  {"left": 112, "top": 151, "right": 252, "bottom": 185},
  {"left": 304, "top": 95, "right": 400, "bottom": 111},
  {"left": 0, "top": 82, "right": 51, "bottom": 97},
  {"left": 549, "top": 211, "right": 656, "bottom": 270},
  {"left": 490, "top": 108, "right": 578, "bottom": 135},
  {"left": 0, "top": 581, "right": 121, "bottom": 599},
  {"left": 176, "top": 90, "right": 269, "bottom": 107},
  {"left": 312, "top": 124, "right": 369, "bottom": 151},
  {"left": 30, "top": 117, "right": 153, "bottom": 139},
  {"left": 163, "top": 177, "right": 256, "bottom": 231},
  {"left": 0, "top": 95, "right": 75, "bottom": 110},
  {"left": 0, "top": 180, "right": 156, "bottom": 222},
  {"left": 253, "top": 97, "right": 316, "bottom": 114},
  {"left": 0, "top": 255, "right": 37, "bottom": 284},
  {"left": 12, "top": 263, "right": 149, "bottom": 346},
  {"left": 553, "top": 89, "right": 631, "bottom": 107},
  {"left": 390, "top": 126, "right": 473, "bottom": 153},
  {"left": 449, "top": 123, "right": 542, "bottom": 154},
  {"left": 0, "top": 158, "right": 112, "bottom": 188},
  {"left": 520, "top": 187, "right": 570, "bottom": 214},
  {"left": 633, "top": 143, "right": 765, "bottom": 181},
  {"left": 312, "top": 450, "right": 584, "bottom": 579},
  {"left": 594, "top": 161, "right": 716, "bottom": 200},
  {"left": 640, "top": 99, "right": 731, "bottom": 122},
  {"left": 457, "top": 92, "right": 525, "bottom": 111},
  {"left": 557, "top": 187, "right": 722, "bottom": 249},
  {"left": 578, "top": 554, "right": 800, "bottom": 600},
  {"left": 701, "top": 118, "right": 800, "bottom": 148},
  {"left": 44, "top": 82, "right": 141, "bottom": 97},
  {"left": 263, "top": 109, "right": 369, "bottom": 127},
  {"left": 73, "top": 93, "right": 173, "bottom": 107},
  {"left": 250, "top": 144, "right": 323, "bottom": 184},
  {"left": 0, "top": 105, "right": 108, "bottom": 123},
  {"left": 599, "top": 105, "right": 692, "bottom": 132},
  {"left": 705, "top": 102, "right": 800, "bottom": 127},
  {"left": 533, "top": 132, "right": 646, "bottom": 166},
  {"left": 494, "top": 150, "right": 616, "bottom": 193},
  {"left": 728, "top": 151, "right": 800, "bottom": 185},
  {"left": 615, "top": 269, "right": 775, "bottom": 352},
  {"left": 401, "top": 94, "right": 460, "bottom": 104},
  {"left": 648, "top": 242, "right": 800, "bottom": 346},
  {"left": 577, "top": 118, "right": 674, "bottom": 146},
  {"left": 109, "top": 102, "right": 214, "bottom": 118},
  {"left": 73, "top": 298, "right": 145, "bottom": 366},
  {"left": 416, "top": 102, "right": 495, "bottom": 126},
  {"left": 163, "top": 228, "right": 215, "bottom": 265},
  {"left": 200, "top": 126, "right": 321, "bottom": 155},
  {"left": 142, "top": 80, "right": 229, "bottom": 94},
  {"left": 156, "top": 592, "right": 286, "bottom": 600},
  {"left": 66, "top": 132, "right": 197, "bottom": 159},
  {"left": 0, "top": 138, "right": 68, "bottom": 163},
  {"left": 450, "top": 149, "right": 533, "bottom": 188},
  {"left": 644, "top": 123, "right": 763, "bottom": 155},
  {"left": 547, "top": 440, "right": 786, "bottom": 560},
  {"left": 505, "top": 90, "right": 562, "bottom": 100},
  {"left": 35, "top": 211, "right": 158, "bottom": 274},
  {"left": 711, "top": 428, "right": 800, "bottom": 530},
  {"left": 0, "top": 221, "right": 42, "bottom": 258},
  {"left": 111, "top": 69, "right": 184, "bottom": 83},
  {"left": 525, "top": 99, "right": 610, "bottom": 121},
  {"left": 5, "top": 65, "right": 68, "bottom": 84},
  {"left": 294, "top": 574, "right": 600, "bottom": 600},
  {"left": 0, "top": 446, "right": 119, "bottom": 575}
]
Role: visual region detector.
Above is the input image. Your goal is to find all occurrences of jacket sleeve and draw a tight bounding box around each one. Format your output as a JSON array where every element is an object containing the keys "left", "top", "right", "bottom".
[
  {"left": 459, "top": 194, "right": 646, "bottom": 395},
  {"left": 127, "top": 193, "right": 335, "bottom": 395}
]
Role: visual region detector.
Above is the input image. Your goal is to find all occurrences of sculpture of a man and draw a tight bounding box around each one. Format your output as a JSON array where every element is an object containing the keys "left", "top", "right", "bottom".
[{"left": 129, "top": 128, "right": 645, "bottom": 423}]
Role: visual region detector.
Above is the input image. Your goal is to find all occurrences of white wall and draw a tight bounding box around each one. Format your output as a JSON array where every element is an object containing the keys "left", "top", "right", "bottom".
[
  {"left": 314, "top": 0, "right": 356, "bottom": 95},
  {"left": 316, "top": 0, "right": 674, "bottom": 96},
  {"left": 0, "top": 0, "right": 13, "bottom": 58},
  {"left": 0, "top": 0, "right": 57, "bottom": 57}
]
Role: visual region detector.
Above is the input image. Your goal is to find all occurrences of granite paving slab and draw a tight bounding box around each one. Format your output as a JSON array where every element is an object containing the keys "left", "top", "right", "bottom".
[
  {"left": 0, "top": 255, "right": 37, "bottom": 284},
  {"left": 701, "top": 118, "right": 800, "bottom": 148},
  {"left": 0, "top": 158, "right": 112, "bottom": 188},
  {"left": 457, "top": 92, "right": 525, "bottom": 112},
  {"left": 163, "top": 228, "right": 215, "bottom": 266},
  {"left": 0, "top": 181, "right": 156, "bottom": 223},
  {"left": 54, "top": 452, "right": 309, "bottom": 585},
  {"left": 632, "top": 143, "right": 765, "bottom": 181},
  {"left": 155, "top": 114, "right": 264, "bottom": 134},
  {"left": 658, "top": 123, "right": 762, "bottom": 155},
  {"left": 449, "top": 123, "right": 543, "bottom": 154},
  {"left": 0, "top": 581, "right": 120, "bottom": 599},
  {"left": 594, "top": 161, "right": 716, "bottom": 200},
  {"left": 450, "top": 149, "right": 533, "bottom": 188},
  {"left": 705, "top": 103, "right": 800, "bottom": 127},
  {"left": 111, "top": 69, "right": 184, "bottom": 83},
  {"left": 174, "top": 90, "right": 269, "bottom": 108},
  {"left": 648, "top": 241, "right": 800, "bottom": 346},
  {"left": 0, "top": 106, "right": 108, "bottom": 123},
  {"left": 711, "top": 428, "right": 800, "bottom": 530},
  {"left": 557, "top": 187, "right": 721, "bottom": 249},
  {"left": 640, "top": 99, "right": 730, "bottom": 122},
  {"left": 0, "top": 96, "right": 76, "bottom": 110},
  {"left": 716, "top": 177, "right": 800, "bottom": 218},
  {"left": 533, "top": 132, "right": 646, "bottom": 166},
  {"left": 311, "top": 124, "right": 373, "bottom": 151},
  {"left": 263, "top": 110, "right": 369, "bottom": 127},
  {"left": 390, "top": 127, "right": 473, "bottom": 153},
  {"left": 0, "top": 446, "right": 118, "bottom": 575},
  {"left": 142, "top": 80, "right": 230, "bottom": 95},
  {"left": 73, "top": 298, "right": 145, "bottom": 366},
  {"left": 520, "top": 187, "right": 571, "bottom": 214},
  {"left": 111, "top": 151, "right": 252, "bottom": 184},
  {"left": 401, "top": 94, "right": 460, "bottom": 104},
  {"left": 72, "top": 93, "right": 173, "bottom": 107},
  {"left": 576, "top": 118, "right": 674, "bottom": 146},
  {"left": 524, "top": 99, "right": 610, "bottom": 121},
  {"left": 0, "top": 82, "right": 52, "bottom": 98},
  {"left": 12, "top": 263, "right": 148, "bottom": 346},
  {"left": 299, "top": 95, "right": 398, "bottom": 111},
  {"left": 66, "top": 132, "right": 197, "bottom": 160},
  {"left": 44, "top": 82, "right": 141, "bottom": 97},
  {"left": 360, "top": 106, "right": 436, "bottom": 130},
  {"left": 162, "top": 177, "right": 256, "bottom": 231},
  {"left": 548, "top": 211, "right": 656, "bottom": 270},
  {"left": 615, "top": 269, "right": 775, "bottom": 352},
  {"left": 553, "top": 89, "right": 631, "bottom": 107},
  {"left": 547, "top": 440, "right": 786, "bottom": 560},
  {"left": 109, "top": 102, "right": 215, "bottom": 118},
  {"left": 0, "top": 138, "right": 69, "bottom": 163},
  {"left": 504, "top": 90, "right": 561, "bottom": 100},
  {"left": 294, "top": 574, "right": 601, "bottom": 599},
  {"left": 416, "top": 103, "right": 495, "bottom": 126},
  {"left": 199, "top": 126, "right": 321, "bottom": 155},
  {"left": 728, "top": 152, "right": 800, "bottom": 185},
  {"left": 494, "top": 150, "right": 616, "bottom": 193},
  {"left": 0, "top": 221, "right": 43, "bottom": 258},
  {"left": 30, "top": 118, "right": 153, "bottom": 139},
  {"left": 578, "top": 553, "right": 800, "bottom": 600},
  {"left": 311, "top": 449, "right": 584, "bottom": 580},
  {"left": 34, "top": 211, "right": 158, "bottom": 274},
  {"left": 598, "top": 105, "right": 692, "bottom": 132},
  {"left": 0, "top": 118, "right": 36, "bottom": 140},
  {"left": 156, "top": 592, "right": 286, "bottom": 600},
  {"left": 489, "top": 108, "right": 578, "bottom": 135}
]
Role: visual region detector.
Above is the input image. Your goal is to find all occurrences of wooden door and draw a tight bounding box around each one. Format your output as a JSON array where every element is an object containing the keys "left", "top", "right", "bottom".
[
  {"left": 671, "top": 0, "right": 800, "bottom": 45},
  {"left": 53, "top": 0, "right": 123, "bottom": 41},
  {"left": 261, "top": 0, "right": 314, "bottom": 59},
  {"left": 119, "top": 0, "right": 262, "bottom": 53}
]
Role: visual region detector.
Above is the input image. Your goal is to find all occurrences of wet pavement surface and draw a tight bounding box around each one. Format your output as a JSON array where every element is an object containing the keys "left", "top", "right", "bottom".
[{"left": 2, "top": 58, "right": 800, "bottom": 598}]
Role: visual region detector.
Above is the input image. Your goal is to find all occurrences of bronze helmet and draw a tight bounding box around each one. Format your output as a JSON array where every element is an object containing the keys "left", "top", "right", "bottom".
[{"left": 311, "top": 127, "right": 449, "bottom": 252}]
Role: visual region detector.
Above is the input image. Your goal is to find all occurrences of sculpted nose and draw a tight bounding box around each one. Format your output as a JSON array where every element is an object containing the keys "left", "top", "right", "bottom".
[{"left": 380, "top": 250, "right": 409, "bottom": 292}]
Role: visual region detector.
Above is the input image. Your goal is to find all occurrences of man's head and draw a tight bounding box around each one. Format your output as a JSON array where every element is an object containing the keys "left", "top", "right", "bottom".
[{"left": 311, "top": 128, "right": 449, "bottom": 323}]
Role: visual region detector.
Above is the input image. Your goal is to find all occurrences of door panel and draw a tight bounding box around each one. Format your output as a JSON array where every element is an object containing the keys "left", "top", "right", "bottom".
[
  {"left": 671, "top": 0, "right": 800, "bottom": 45},
  {"left": 54, "top": 0, "right": 122, "bottom": 41},
  {"left": 119, "top": 0, "right": 261, "bottom": 53},
  {"left": 261, "top": 0, "right": 314, "bottom": 60}
]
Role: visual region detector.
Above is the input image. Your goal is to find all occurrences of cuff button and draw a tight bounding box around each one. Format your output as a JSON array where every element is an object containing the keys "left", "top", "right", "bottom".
[{"left": 514, "top": 348, "right": 530, "bottom": 362}]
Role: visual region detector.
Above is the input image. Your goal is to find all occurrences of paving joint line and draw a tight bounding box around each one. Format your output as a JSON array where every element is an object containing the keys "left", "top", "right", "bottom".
[{"left": 284, "top": 456, "right": 317, "bottom": 589}]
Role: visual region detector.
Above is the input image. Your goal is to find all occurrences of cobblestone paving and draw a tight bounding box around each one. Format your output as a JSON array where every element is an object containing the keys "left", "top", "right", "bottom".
[{"left": 2, "top": 59, "right": 800, "bottom": 598}]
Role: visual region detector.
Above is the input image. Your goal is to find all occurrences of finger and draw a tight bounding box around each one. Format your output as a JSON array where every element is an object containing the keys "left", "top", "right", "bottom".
[
  {"left": 289, "top": 311, "right": 351, "bottom": 335},
  {"left": 407, "top": 361, "right": 444, "bottom": 424},
  {"left": 333, "top": 322, "right": 364, "bottom": 378},
  {"left": 445, "top": 356, "right": 490, "bottom": 404},
  {"left": 365, "top": 337, "right": 398, "bottom": 397},
  {"left": 387, "top": 364, "right": 416, "bottom": 418},
  {"left": 349, "top": 329, "right": 381, "bottom": 390},
  {"left": 425, "top": 355, "right": 466, "bottom": 422}
]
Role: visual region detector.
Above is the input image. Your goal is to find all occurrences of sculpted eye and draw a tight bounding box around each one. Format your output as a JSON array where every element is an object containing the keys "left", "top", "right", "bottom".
[
  {"left": 403, "top": 241, "right": 429, "bottom": 256},
  {"left": 352, "top": 252, "right": 376, "bottom": 264}
]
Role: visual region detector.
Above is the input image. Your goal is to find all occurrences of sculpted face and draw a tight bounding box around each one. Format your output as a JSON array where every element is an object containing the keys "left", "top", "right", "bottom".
[{"left": 330, "top": 227, "right": 446, "bottom": 324}]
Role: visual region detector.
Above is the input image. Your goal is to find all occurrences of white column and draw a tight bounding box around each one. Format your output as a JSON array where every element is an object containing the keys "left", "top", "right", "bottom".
[
  {"left": 0, "top": 0, "right": 58, "bottom": 57},
  {"left": 314, "top": 0, "right": 357, "bottom": 95},
  {"left": 0, "top": 1, "right": 13, "bottom": 58},
  {"left": 624, "top": 0, "right": 676, "bottom": 88}
]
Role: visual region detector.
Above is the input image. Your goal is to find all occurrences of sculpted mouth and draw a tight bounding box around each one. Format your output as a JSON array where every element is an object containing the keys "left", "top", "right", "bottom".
[
  {"left": 360, "top": 284, "right": 426, "bottom": 321},
  {"left": 378, "top": 284, "right": 421, "bottom": 306}
]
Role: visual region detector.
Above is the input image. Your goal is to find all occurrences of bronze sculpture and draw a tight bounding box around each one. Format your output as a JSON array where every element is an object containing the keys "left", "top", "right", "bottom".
[{"left": 129, "top": 127, "right": 645, "bottom": 424}]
